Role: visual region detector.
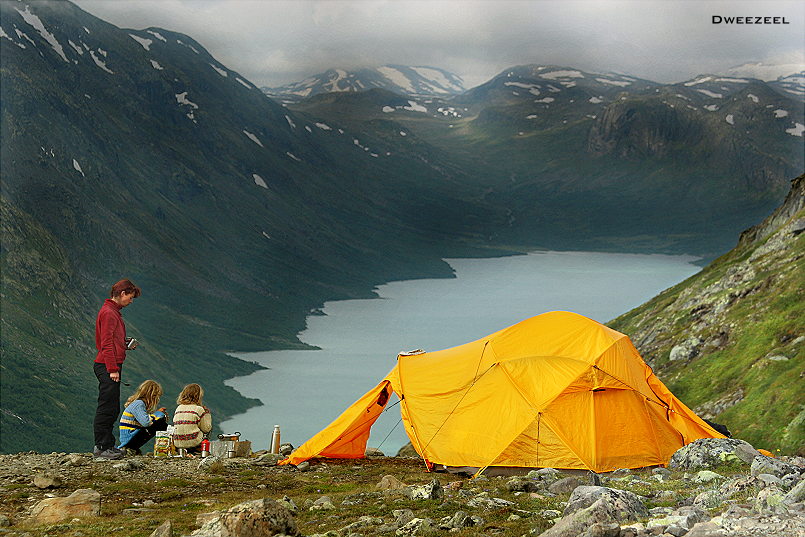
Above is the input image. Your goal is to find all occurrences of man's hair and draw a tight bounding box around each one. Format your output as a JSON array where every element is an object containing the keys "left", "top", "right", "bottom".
[
  {"left": 177, "top": 383, "right": 204, "bottom": 405},
  {"left": 110, "top": 279, "right": 141, "bottom": 298}
]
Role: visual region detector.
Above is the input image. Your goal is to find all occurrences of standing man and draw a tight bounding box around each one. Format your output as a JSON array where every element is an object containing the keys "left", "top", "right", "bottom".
[{"left": 93, "top": 279, "right": 141, "bottom": 459}]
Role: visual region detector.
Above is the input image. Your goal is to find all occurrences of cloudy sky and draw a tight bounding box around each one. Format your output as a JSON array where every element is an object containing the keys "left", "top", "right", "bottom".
[{"left": 72, "top": 0, "right": 804, "bottom": 88}]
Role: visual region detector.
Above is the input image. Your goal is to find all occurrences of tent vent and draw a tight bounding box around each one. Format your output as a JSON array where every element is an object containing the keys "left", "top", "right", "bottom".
[{"left": 399, "top": 349, "right": 425, "bottom": 356}]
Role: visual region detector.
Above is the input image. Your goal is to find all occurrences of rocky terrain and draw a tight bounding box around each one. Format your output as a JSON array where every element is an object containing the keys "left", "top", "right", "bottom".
[{"left": 0, "top": 438, "right": 803, "bottom": 537}]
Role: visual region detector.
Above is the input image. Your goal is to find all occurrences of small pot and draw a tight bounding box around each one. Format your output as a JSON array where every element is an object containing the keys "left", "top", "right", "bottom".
[{"left": 218, "top": 432, "right": 241, "bottom": 442}]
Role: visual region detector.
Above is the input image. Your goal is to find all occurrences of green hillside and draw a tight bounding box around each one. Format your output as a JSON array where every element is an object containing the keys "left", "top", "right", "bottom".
[{"left": 610, "top": 175, "right": 805, "bottom": 454}]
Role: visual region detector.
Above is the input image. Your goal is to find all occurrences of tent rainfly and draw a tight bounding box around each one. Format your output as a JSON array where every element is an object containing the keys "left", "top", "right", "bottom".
[{"left": 280, "top": 311, "right": 725, "bottom": 473}]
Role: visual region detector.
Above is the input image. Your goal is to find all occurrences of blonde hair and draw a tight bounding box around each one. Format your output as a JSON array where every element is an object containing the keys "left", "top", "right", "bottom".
[
  {"left": 177, "top": 383, "right": 204, "bottom": 405},
  {"left": 125, "top": 380, "right": 163, "bottom": 412}
]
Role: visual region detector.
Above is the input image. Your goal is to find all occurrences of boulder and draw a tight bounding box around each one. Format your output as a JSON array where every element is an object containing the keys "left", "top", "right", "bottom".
[
  {"left": 548, "top": 477, "right": 583, "bottom": 494},
  {"left": 784, "top": 477, "right": 805, "bottom": 504},
  {"left": 309, "top": 496, "right": 335, "bottom": 510},
  {"left": 365, "top": 447, "right": 385, "bottom": 457},
  {"left": 750, "top": 455, "right": 801, "bottom": 479},
  {"left": 506, "top": 476, "right": 543, "bottom": 493},
  {"left": 376, "top": 475, "right": 406, "bottom": 491},
  {"left": 754, "top": 486, "right": 788, "bottom": 514},
  {"left": 733, "top": 443, "right": 762, "bottom": 464},
  {"left": 30, "top": 488, "right": 101, "bottom": 524},
  {"left": 33, "top": 473, "right": 63, "bottom": 489},
  {"left": 190, "top": 498, "right": 299, "bottom": 536},
  {"left": 562, "top": 486, "right": 648, "bottom": 521},
  {"left": 693, "top": 470, "right": 724, "bottom": 484},
  {"left": 395, "top": 517, "right": 434, "bottom": 536},
  {"left": 407, "top": 479, "right": 443, "bottom": 500},
  {"left": 669, "top": 438, "right": 755, "bottom": 470},
  {"left": 393, "top": 508, "right": 416, "bottom": 526},
  {"left": 685, "top": 521, "right": 729, "bottom": 537},
  {"left": 537, "top": 497, "right": 620, "bottom": 537},
  {"left": 149, "top": 519, "right": 172, "bottom": 537}
]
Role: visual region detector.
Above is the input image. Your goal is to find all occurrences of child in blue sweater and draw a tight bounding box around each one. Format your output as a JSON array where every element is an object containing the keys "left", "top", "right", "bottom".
[{"left": 117, "top": 380, "right": 167, "bottom": 454}]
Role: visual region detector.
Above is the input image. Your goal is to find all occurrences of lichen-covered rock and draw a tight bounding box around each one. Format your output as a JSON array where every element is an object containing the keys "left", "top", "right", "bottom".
[
  {"left": 562, "top": 486, "right": 648, "bottom": 521},
  {"left": 149, "top": 519, "right": 172, "bottom": 537},
  {"left": 407, "top": 478, "right": 443, "bottom": 500},
  {"left": 538, "top": 497, "right": 621, "bottom": 537},
  {"left": 395, "top": 517, "right": 434, "bottom": 536},
  {"left": 548, "top": 476, "right": 583, "bottom": 494},
  {"left": 506, "top": 476, "right": 543, "bottom": 493},
  {"left": 190, "top": 498, "right": 299, "bottom": 536},
  {"left": 750, "top": 455, "right": 801, "bottom": 479},
  {"left": 669, "top": 438, "right": 755, "bottom": 470},
  {"left": 376, "top": 474, "right": 406, "bottom": 491}
]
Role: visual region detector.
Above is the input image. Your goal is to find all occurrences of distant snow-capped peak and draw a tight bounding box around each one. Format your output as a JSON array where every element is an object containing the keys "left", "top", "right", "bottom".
[
  {"left": 262, "top": 65, "right": 465, "bottom": 101},
  {"left": 725, "top": 61, "right": 805, "bottom": 82}
]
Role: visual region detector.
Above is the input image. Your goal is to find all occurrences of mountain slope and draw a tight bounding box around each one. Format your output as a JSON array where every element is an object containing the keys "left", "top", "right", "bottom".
[
  {"left": 0, "top": 0, "right": 495, "bottom": 453},
  {"left": 609, "top": 174, "right": 805, "bottom": 454},
  {"left": 262, "top": 65, "right": 465, "bottom": 103}
]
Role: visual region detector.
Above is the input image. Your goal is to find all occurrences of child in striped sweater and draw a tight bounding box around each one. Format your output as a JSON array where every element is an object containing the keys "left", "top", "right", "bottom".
[
  {"left": 117, "top": 380, "right": 167, "bottom": 454},
  {"left": 172, "top": 383, "right": 212, "bottom": 454}
]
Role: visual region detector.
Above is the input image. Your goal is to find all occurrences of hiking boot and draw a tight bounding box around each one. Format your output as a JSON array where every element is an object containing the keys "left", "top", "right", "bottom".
[
  {"left": 95, "top": 448, "right": 124, "bottom": 460},
  {"left": 92, "top": 445, "right": 103, "bottom": 457}
]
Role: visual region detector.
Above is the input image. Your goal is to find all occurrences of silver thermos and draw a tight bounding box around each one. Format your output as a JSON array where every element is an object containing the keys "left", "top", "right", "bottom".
[{"left": 271, "top": 424, "right": 281, "bottom": 454}]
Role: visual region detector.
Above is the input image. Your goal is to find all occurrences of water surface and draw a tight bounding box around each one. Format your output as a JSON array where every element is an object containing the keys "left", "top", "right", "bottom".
[{"left": 222, "top": 250, "right": 699, "bottom": 454}]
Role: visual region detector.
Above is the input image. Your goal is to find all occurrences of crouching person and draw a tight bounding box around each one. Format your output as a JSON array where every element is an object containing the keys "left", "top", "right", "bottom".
[
  {"left": 118, "top": 380, "right": 167, "bottom": 455},
  {"left": 172, "top": 383, "right": 212, "bottom": 455}
]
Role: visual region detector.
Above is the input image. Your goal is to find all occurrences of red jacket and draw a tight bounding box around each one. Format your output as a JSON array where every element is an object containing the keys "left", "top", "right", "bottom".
[{"left": 95, "top": 299, "right": 127, "bottom": 373}]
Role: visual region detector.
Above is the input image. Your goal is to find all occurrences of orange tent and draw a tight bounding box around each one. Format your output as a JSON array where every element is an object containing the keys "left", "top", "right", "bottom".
[{"left": 280, "top": 311, "right": 724, "bottom": 473}]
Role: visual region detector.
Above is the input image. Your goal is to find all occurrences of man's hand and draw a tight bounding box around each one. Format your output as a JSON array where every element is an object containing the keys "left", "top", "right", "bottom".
[{"left": 110, "top": 371, "right": 120, "bottom": 382}]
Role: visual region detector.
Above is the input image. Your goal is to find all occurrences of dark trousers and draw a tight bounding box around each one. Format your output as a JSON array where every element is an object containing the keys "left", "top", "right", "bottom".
[
  {"left": 120, "top": 417, "right": 168, "bottom": 450},
  {"left": 93, "top": 362, "right": 121, "bottom": 449}
]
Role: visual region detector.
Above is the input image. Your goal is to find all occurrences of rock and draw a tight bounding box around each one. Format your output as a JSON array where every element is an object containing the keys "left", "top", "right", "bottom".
[
  {"left": 309, "top": 496, "right": 335, "bottom": 510},
  {"left": 528, "top": 468, "right": 560, "bottom": 483},
  {"left": 365, "top": 447, "right": 385, "bottom": 457},
  {"left": 395, "top": 517, "right": 434, "bottom": 536},
  {"left": 756, "top": 473, "right": 783, "bottom": 488},
  {"left": 685, "top": 521, "right": 728, "bottom": 537},
  {"left": 190, "top": 498, "right": 299, "bottom": 536},
  {"left": 340, "top": 515, "right": 384, "bottom": 534},
  {"left": 278, "top": 443, "right": 294, "bottom": 456},
  {"left": 548, "top": 477, "right": 583, "bottom": 494},
  {"left": 563, "top": 486, "right": 648, "bottom": 521},
  {"left": 393, "top": 508, "right": 416, "bottom": 527},
  {"left": 408, "top": 479, "right": 443, "bottom": 500},
  {"left": 113, "top": 459, "right": 145, "bottom": 471},
  {"left": 693, "top": 490, "right": 724, "bottom": 509},
  {"left": 65, "top": 454, "right": 86, "bottom": 467},
  {"left": 0, "top": 514, "right": 10, "bottom": 527},
  {"left": 396, "top": 442, "right": 419, "bottom": 458},
  {"left": 538, "top": 497, "right": 620, "bottom": 537},
  {"left": 784, "top": 478, "right": 805, "bottom": 504},
  {"left": 296, "top": 461, "right": 310, "bottom": 472},
  {"left": 467, "top": 493, "right": 514, "bottom": 510},
  {"left": 33, "top": 473, "right": 63, "bottom": 489},
  {"left": 149, "top": 519, "right": 172, "bottom": 537},
  {"left": 733, "top": 443, "right": 762, "bottom": 464},
  {"left": 254, "top": 453, "right": 282, "bottom": 466},
  {"left": 277, "top": 495, "right": 297, "bottom": 514},
  {"left": 443, "top": 510, "right": 481, "bottom": 529},
  {"left": 669, "top": 438, "right": 756, "bottom": 470},
  {"left": 669, "top": 337, "right": 701, "bottom": 361},
  {"left": 693, "top": 470, "right": 724, "bottom": 484},
  {"left": 754, "top": 486, "right": 787, "bottom": 514},
  {"left": 750, "top": 455, "right": 801, "bottom": 479},
  {"left": 198, "top": 456, "right": 223, "bottom": 472},
  {"left": 30, "top": 488, "right": 101, "bottom": 524},
  {"left": 376, "top": 475, "right": 406, "bottom": 491},
  {"left": 507, "top": 476, "right": 543, "bottom": 493}
]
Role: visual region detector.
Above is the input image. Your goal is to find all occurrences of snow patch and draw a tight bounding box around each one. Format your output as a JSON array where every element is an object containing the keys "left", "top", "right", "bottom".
[
  {"left": 285, "top": 115, "right": 296, "bottom": 129},
  {"left": 773, "top": 109, "right": 789, "bottom": 118},
  {"left": 253, "top": 174, "right": 268, "bottom": 188},
  {"left": 697, "top": 89, "right": 723, "bottom": 98},
  {"left": 129, "top": 34, "right": 152, "bottom": 50},
  {"left": 377, "top": 66, "right": 415, "bottom": 93},
  {"left": 725, "top": 114, "right": 735, "bottom": 125},
  {"left": 147, "top": 30, "right": 166, "bottom": 42},
  {"left": 684, "top": 76, "right": 712, "bottom": 86},
  {"left": 150, "top": 59, "right": 163, "bottom": 70},
  {"left": 210, "top": 63, "right": 227, "bottom": 77},
  {"left": 89, "top": 50, "right": 114, "bottom": 74},
  {"left": 72, "top": 159, "right": 85, "bottom": 176},
  {"left": 747, "top": 94, "right": 759, "bottom": 103},
  {"left": 177, "top": 39, "right": 200, "bottom": 54},
  {"left": 403, "top": 100, "right": 427, "bottom": 113},
  {"left": 381, "top": 106, "right": 395, "bottom": 113},
  {"left": 286, "top": 152, "right": 301, "bottom": 162},
  {"left": 16, "top": 6, "right": 68, "bottom": 62},
  {"left": 704, "top": 104, "right": 719, "bottom": 111},
  {"left": 786, "top": 123, "right": 804, "bottom": 137},
  {"left": 242, "top": 130, "right": 263, "bottom": 147},
  {"left": 589, "top": 96, "right": 603, "bottom": 104},
  {"left": 67, "top": 39, "right": 83, "bottom": 55},
  {"left": 83, "top": 26, "right": 91, "bottom": 34},
  {"left": 715, "top": 77, "right": 749, "bottom": 83},
  {"left": 535, "top": 97, "right": 555, "bottom": 103},
  {"left": 304, "top": 125, "right": 312, "bottom": 133},
  {"left": 236, "top": 77, "right": 252, "bottom": 89},
  {"left": 595, "top": 78, "right": 631, "bottom": 87},
  {"left": 175, "top": 92, "right": 198, "bottom": 108},
  {"left": 541, "top": 70, "right": 584, "bottom": 80},
  {"left": 315, "top": 122, "right": 332, "bottom": 130},
  {"left": 399, "top": 131, "right": 407, "bottom": 136},
  {"left": 527, "top": 114, "right": 538, "bottom": 119}
]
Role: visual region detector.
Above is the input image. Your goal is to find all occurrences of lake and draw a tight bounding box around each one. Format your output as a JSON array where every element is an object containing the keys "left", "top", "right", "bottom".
[{"left": 221, "top": 250, "right": 699, "bottom": 454}]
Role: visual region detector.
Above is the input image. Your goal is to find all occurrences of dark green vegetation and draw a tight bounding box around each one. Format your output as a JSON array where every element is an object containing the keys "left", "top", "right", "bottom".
[
  {"left": 610, "top": 175, "right": 804, "bottom": 454},
  {"left": 1, "top": 1, "right": 802, "bottom": 453}
]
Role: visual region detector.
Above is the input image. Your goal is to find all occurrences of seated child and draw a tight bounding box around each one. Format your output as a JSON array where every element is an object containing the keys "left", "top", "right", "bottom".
[
  {"left": 118, "top": 379, "right": 167, "bottom": 454},
  {"left": 172, "top": 383, "right": 212, "bottom": 453}
]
